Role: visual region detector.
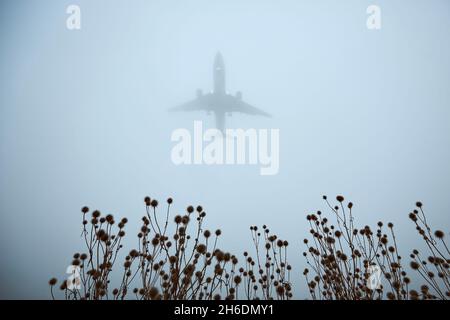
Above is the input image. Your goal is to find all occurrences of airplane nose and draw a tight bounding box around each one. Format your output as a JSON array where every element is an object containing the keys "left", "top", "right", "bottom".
[{"left": 214, "top": 52, "right": 224, "bottom": 67}]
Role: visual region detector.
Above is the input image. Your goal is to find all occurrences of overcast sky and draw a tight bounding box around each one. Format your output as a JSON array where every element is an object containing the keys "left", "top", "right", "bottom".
[{"left": 1, "top": 0, "right": 449, "bottom": 298}]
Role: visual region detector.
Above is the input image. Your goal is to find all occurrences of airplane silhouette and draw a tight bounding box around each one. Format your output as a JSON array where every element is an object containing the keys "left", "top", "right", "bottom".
[{"left": 170, "top": 52, "right": 271, "bottom": 132}]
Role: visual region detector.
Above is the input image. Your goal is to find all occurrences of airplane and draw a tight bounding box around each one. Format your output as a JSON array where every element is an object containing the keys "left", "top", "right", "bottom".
[{"left": 170, "top": 52, "right": 271, "bottom": 133}]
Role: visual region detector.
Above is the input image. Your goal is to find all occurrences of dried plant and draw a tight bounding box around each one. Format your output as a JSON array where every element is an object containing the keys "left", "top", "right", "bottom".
[
  {"left": 49, "top": 197, "right": 292, "bottom": 300},
  {"left": 241, "top": 225, "right": 292, "bottom": 300},
  {"left": 302, "top": 195, "right": 449, "bottom": 300},
  {"left": 49, "top": 195, "right": 448, "bottom": 300}
]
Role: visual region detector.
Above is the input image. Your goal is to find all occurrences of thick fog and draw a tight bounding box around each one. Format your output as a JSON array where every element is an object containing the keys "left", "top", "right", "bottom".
[{"left": 1, "top": 0, "right": 449, "bottom": 298}]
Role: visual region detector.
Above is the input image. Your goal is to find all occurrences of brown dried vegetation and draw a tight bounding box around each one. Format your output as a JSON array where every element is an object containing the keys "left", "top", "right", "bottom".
[
  {"left": 303, "top": 196, "right": 449, "bottom": 300},
  {"left": 50, "top": 197, "right": 292, "bottom": 300},
  {"left": 50, "top": 195, "right": 449, "bottom": 300}
]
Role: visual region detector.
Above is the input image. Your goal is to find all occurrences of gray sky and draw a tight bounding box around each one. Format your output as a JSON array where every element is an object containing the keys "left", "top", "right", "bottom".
[{"left": 1, "top": 0, "right": 449, "bottom": 299}]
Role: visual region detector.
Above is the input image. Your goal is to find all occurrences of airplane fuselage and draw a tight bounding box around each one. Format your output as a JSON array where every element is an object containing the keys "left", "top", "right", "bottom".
[
  {"left": 213, "top": 53, "right": 226, "bottom": 95},
  {"left": 211, "top": 53, "right": 227, "bottom": 131}
]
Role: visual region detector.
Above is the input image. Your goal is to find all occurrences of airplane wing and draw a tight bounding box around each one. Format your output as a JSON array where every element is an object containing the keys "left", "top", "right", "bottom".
[
  {"left": 169, "top": 94, "right": 213, "bottom": 112},
  {"left": 170, "top": 93, "right": 271, "bottom": 117},
  {"left": 228, "top": 96, "right": 271, "bottom": 117}
]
